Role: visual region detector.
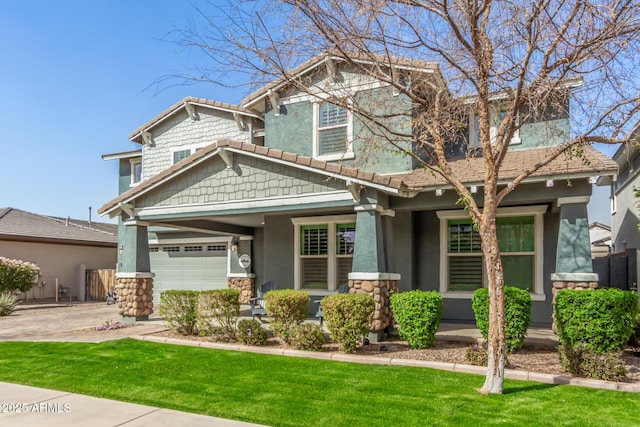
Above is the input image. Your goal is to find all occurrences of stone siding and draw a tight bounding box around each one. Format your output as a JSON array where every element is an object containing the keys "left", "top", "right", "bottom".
[
  {"left": 116, "top": 277, "right": 154, "bottom": 318},
  {"left": 349, "top": 278, "right": 398, "bottom": 332},
  {"left": 228, "top": 277, "right": 254, "bottom": 304}
]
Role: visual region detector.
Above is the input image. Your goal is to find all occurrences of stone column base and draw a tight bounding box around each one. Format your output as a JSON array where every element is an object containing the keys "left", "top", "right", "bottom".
[
  {"left": 349, "top": 272, "right": 400, "bottom": 342},
  {"left": 228, "top": 276, "right": 255, "bottom": 304},
  {"left": 115, "top": 273, "right": 154, "bottom": 322}
]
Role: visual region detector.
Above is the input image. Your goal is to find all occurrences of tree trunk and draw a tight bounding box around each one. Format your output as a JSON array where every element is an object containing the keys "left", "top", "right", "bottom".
[{"left": 478, "top": 217, "right": 506, "bottom": 394}]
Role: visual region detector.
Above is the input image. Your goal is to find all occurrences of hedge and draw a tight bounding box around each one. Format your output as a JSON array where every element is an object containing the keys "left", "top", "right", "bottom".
[
  {"left": 390, "top": 290, "right": 442, "bottom": 349},
  {"left": 321, "top": 293, "right": 374, "bottom": 353}
]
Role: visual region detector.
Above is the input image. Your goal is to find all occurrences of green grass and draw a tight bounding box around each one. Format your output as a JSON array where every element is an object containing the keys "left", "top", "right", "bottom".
[{"left": 0, "top": 339, "right": 638, "bottom": 426}]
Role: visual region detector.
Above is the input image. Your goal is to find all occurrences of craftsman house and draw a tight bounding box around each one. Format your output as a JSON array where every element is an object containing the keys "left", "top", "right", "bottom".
[{"left": 100, "top": 53, "right": 616, "bottom": 333}]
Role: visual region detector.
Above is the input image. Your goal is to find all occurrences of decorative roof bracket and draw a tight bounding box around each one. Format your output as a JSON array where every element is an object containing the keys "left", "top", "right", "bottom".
[
  {"left": 141, "top": 131, "right": 152, "bottom": 146},
  {"left": 233, "top": 112, "right": 245, "bottom": 131},
  {"left": 325, "top": 57, "right": 338, "bottom": 83},
  {"left": 346, "top": 180, "right": 361, "bottom": 203},
  {"left": 184, "top": 102, "right": 197, "bottom": 121},
  {"left": 219, "top": 148, "right": 234, "bottom": 169},
  {"left": 267, "top": 90, "right": 281, "bottom": 116},
  {"left": 118, "top": 202, "right": 135, "bottom": 218}
]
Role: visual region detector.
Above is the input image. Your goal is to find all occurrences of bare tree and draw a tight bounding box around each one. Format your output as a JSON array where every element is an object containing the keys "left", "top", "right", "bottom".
[{"left": 171, "top": 0, "right": 640, "bottom": 394}]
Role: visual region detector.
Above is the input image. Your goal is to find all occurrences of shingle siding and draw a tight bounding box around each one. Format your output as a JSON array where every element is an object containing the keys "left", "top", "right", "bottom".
[{"left": 142, "top": 108, "right": 250, "bottom": 178}]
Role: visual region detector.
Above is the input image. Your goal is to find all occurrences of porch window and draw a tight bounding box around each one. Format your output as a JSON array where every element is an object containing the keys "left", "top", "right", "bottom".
[
  {"left": 313, "top": 102, "right": 353, "bottom": 160},
  {"left": 293, "top": 215, "right": 356, "bottom": 291},
  {"left": 437, "top": 206, "right": 546, "bottom": 299}
]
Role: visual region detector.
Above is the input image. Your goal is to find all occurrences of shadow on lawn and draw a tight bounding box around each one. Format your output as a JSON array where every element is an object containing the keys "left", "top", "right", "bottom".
[{"left": 502, "top": 382, "right": 559, "bottom": 395}]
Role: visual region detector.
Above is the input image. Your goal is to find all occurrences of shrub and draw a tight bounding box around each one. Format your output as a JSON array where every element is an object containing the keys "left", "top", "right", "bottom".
[
  {"left": 265, "top": 289, "right": 310, "bottom": 343},
  {"left": 629, "top": 313, "right": 640, "bottom": 352},
  {"left": 390, "top": 290, "right": 442, "bottom": 349},
  {"left": 322, "top": 293, "right": 374, "bottom": 353},
  {"left": 0, "top": 257, "right": 39, "bottom": 293},
  {"left": 159, "top": 290, "right": 199, "bottom": 335},
  {"left": 554, "top": 288, "right": 637, "bottom": 353},
  {"left": 197, "top": 289, "right": 240, "bottom": 342},
  {"left": 237, "top": 319, "right": 268, "bottom": 346},
  {"left": 558, "top": 343, "right": 627, "bottom": 381},
  {"left": 472, "top": 286, "right": 531, "bottom": 353},
  {"left": 0, "top": 291, "right": 19, "bottom": 316},
  {"left": 288, "top": 323, "right": 326, "bottom": 351}
]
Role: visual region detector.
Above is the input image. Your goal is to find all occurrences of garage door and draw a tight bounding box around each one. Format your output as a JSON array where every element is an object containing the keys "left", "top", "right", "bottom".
[{"left": 149, "top": 243, "right": 228, "bottom": 303}]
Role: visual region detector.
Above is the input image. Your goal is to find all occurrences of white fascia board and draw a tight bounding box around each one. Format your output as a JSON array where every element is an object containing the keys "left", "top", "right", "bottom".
[
  {"left": 102, "top": 150, "right": 142, "bottom": 161},
  {"left": 136, "top": 191, "right": 355, "bottom": 218}
]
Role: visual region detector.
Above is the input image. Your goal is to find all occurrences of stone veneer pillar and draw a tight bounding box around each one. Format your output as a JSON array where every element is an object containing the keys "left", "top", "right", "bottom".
[
  {"left": 228, "top": 276, "right": 255, "bottom": 304},
  {"left": 348, "top": 273, "right": 400, "bottom": 342},
  {"left": 115, "top": 272, "right": 154, "bottom": 322}
]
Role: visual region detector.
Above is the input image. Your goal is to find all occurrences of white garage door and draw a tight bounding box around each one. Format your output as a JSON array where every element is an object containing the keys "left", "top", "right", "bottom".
[{"left": 149, "top": 243, "right": 228, "bottom": 303}]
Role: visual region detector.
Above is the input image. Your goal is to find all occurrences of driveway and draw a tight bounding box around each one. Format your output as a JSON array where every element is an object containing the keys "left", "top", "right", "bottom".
[{"left": 0, "top": 302, "right": 167, "bottom": 342}]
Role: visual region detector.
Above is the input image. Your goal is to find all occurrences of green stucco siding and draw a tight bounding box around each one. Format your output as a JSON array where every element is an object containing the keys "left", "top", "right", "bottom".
[
  {"left": 514, "top": 118, "right": 570, "bottom": 150},
  {"left": 265, "top": 102, "right": 313, "bottom": 156}
]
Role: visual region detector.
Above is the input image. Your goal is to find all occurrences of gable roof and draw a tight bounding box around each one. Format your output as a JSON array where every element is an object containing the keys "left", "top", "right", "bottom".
[
  {"left": 0, "top": 208, "right": 117, "bottom": 247},
  {"left": 128, "top": 97, "right": 262, "bottom": 144},
  {"left": 98, "top": 139, "right": 406, "bottom": 217},
  {"left": 399, "top": 145, "right": 617, "bottom": 191},
  {"left": 240, "top": 51, "right": 442, "bottom": 108},
  {"left": 99, "top": 139, "right": 616, "bottom": 219}
]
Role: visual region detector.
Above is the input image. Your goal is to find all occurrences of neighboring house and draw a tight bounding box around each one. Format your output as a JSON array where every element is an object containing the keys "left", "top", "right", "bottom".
[
  {"left": 589, "top": 222, "right": 611, "bottom": 258},
  {"left": 100, "top": 53, "right": 617, "bottom": 332},
  {"left": 0, "top": 208, "right": 117, "bottom": 300}
]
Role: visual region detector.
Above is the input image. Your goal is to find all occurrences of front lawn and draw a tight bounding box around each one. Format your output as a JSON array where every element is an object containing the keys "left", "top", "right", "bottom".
[{"left": 0, "top": 339, "right": 637, "bottom": 426}]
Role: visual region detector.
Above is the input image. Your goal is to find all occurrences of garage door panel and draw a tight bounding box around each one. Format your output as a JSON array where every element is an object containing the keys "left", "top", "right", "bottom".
[{"left": 150, "top": 244, "right": 229, "bottom": 303}]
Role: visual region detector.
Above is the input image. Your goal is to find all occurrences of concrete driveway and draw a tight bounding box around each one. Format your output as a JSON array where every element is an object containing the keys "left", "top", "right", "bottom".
[{"left": 0, "top": 302, "right": 167, "bottom": 342}]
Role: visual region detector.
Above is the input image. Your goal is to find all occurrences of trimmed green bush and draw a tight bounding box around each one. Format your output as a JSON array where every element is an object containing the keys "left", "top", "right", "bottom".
[
  {"left": 0, "top": 291, "right": 19, "bottom": 316},
  {"left": 390, "top": 290, "right": 442, "bottom": 349},
  {"left": 288, "top": 323, "right": 326, "bottom": 351},
  {"left": 558, "top": 343, "right": 627, "bottom": 381},
  {"left": 237, "top": 319, "right": 268, "bottom": 346},
  {"left": 321, "top": 293, "right": 374, "bottom": 353},
  {"left": 554, "top": 288, "right": 637, "bottom": 353},
  {"left": 159, "top": 290, "right": 199, "bottom": 335},
  {"left": 629, "top": 313, "right": 640, "bottom": 352},
  {"left": 472, "top": 286, "right": 531, "bottom": 353},
  {"left": 0, "top": 257, "right": 39, "bottom": 293},
  {"left": 265, "top": 289, "right": 310, "bottom": 343},
  {"left": 197, "top": 289, "right": 240, "bottom": 342}
]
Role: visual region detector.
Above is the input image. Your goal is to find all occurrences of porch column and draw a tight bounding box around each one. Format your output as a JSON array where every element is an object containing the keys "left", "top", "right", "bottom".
[
  {"left": 228, "top": 236, "right": 255, "bottom": 304},
  {"left": 115, "top": 220, "right": 154, "bottom": 322},
  {"left": 349, "top": 193, "right": 400, "bottom": 342},
  {"left": 551, "top": 197, "right": 598, "bottom": 328}
]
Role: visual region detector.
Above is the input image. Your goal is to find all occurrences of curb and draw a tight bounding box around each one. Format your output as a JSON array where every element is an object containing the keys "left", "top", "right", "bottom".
[{"left": 135, "top": 335, "right": 640, "bottom": 393}]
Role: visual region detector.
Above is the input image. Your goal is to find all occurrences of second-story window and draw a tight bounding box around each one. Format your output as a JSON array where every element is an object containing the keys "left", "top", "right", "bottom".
[
  {"left": 469, "top": 108, "right": 521, "bottom": 148},
  {"left": 173, "top": 149, "right": 191, "bottom": 164},
  {"left": 130, "top": 159, "right": 142, "bottom": 185},
  {"left": 314, "top": 101, "right": 353, "bottom": 159}
]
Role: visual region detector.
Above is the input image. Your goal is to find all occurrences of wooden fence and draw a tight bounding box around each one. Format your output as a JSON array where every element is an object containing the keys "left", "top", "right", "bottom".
[{"left": 85, "top": 269, "right": 116, "bottom": 301}]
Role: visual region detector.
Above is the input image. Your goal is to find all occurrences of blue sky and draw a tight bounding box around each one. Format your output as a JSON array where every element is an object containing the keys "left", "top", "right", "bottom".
[{"left": 0, "top": 1, "right": 613, "bottom": 225}]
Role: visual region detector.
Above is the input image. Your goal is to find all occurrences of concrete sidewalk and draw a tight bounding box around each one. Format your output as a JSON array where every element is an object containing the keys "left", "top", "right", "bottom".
[{"left": 0, "top": 382, "right": 267, "bottom": 427}]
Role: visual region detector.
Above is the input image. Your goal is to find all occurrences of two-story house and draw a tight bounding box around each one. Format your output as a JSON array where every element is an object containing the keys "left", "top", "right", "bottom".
[{"left": 100, "top": 53, "right": 616, "bottom": 335}]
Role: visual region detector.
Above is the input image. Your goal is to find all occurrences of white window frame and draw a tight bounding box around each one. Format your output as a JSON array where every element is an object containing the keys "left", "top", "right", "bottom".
[
  {"left": 436, "top": 206, "right": 546, "bottom": 301},
  {"left": 312, "top": 101, "right": 355, "bottom": 161},
  {"left": 130, "top": 158, "right": 142, "bottom": 186},
  {"left": 469, "top": 106, "right": 521, "bottom": 148},
  {"left": 169, "top": 143, "right": 209, "bottom": 165},
  {"left": 292, "top": 214, "right": 356, "bottom": 294}
]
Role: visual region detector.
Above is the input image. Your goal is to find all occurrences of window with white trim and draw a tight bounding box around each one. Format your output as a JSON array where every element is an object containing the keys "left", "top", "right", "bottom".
[
  {"left": 437, "top": 207, "right": 546, "bottom": 299},
  {"left": 130, "top": 158, "right": 142, "bottom": 185},
  {"left": 173, "top": 149, "right": 191, "bottom": 164},
  {"left": 293, "top": 215, "right": 356, "bottom": 291},
  {"left": 313, "top": 101, "right": 353, "bottom": 160},
  {"left": 469, "top": 107, "right": 521, "bottom": 148}
]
